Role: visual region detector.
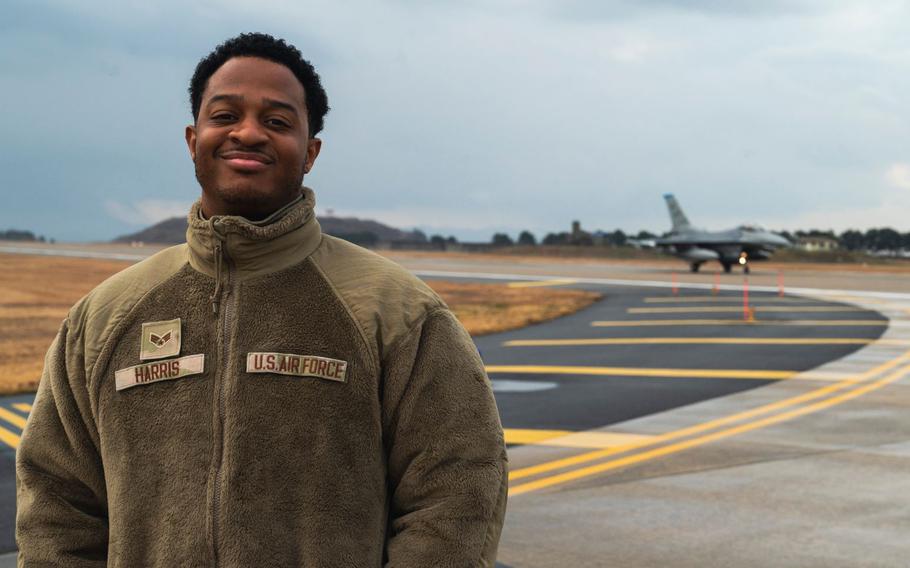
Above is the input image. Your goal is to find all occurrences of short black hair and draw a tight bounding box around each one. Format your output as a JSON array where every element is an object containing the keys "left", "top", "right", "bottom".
[{"left": 189, "top": 32, "right": 329, "bottom": 136}]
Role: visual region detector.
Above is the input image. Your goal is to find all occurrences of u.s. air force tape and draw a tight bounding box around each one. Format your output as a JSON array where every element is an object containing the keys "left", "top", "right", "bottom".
[
  {"left": 246, "top": 352, "right": 348, "bottom": 382},
  {"left": 115, "top": 354, "right": 205, "bottom": 391}
]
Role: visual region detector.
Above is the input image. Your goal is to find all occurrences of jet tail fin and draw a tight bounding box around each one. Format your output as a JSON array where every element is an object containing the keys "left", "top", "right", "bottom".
[{"left": 663, "top": 193, "right": 691, "bottom": 231}]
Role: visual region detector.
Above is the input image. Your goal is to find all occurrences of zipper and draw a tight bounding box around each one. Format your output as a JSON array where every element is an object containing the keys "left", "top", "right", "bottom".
[{"left": 208, "top": 235, "right": 233, "bottom": 566}]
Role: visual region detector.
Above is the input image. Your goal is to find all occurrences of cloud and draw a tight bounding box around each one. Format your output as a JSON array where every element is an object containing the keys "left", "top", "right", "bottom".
[
  {"left": 778, "top": 172, "right": 910, "bottom": 232},
  {"left": 104, "top": 200, "right": 192, "bottom": 226},
  {"left": 552, "top": 0, "right": 823, "bottom": 21},
  {"left": 885, "top": 163, "right": 910, "bottom": 190},
  {"left": 602, "top": 36, "right": 671, "bottom": 62},
  {"left": 4, "top": 1, "right": 910, "bottom": 242}
]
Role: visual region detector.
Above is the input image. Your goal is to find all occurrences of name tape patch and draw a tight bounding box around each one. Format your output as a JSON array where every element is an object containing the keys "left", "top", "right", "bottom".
[
  {"left": 115, "top": 354, "right": 205, "bottom": 391},
  {"left": 246, "top": 353, "right": 348, "bottom": 383}
]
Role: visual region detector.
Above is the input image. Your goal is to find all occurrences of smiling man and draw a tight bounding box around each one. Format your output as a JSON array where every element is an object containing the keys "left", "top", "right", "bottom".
[{"left": 16, "top": 33, "right": 507, "bottom": 567}]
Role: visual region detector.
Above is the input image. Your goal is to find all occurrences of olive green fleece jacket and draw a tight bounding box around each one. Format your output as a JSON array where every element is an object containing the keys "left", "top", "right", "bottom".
[{"left": 16, "top": 187, "right": 508, "bottom": 567}]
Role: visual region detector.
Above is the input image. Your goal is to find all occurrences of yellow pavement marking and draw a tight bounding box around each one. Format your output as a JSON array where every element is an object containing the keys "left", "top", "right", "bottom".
[
  {"left": 12, "top": 403, "right": 32, "bottom": 413},
  {"left": 507, "top": 279, "right": 578, "bottom": 288},
  {"left": 628, "top": 306, "right": 865, "bottom": 314},
  {"left": 591, "top": 319, "right": 887, "bottom": 327},
  {"left": 504, "top": 337, "right": 906, "bottom": 347},
  {"left": 485, "top": 365, "right": 795, "bottom": 380},
  {"left": 0, "top": 407, "right": 27, "bottom": 429},
  {"left": 509, "top": 361, "right": 910, "bottom": 496},
  {"left": 505, "top": 428, "right": 655, "bottom": 449},
  {"left": 644, "top": 296, "right": 800, "bottom": 303},
  {"left": 507, "top": 348, "right": 910, "bottom": 490},
  {"left": 0, "top": 426, "right": 19, "bottom": 450}
]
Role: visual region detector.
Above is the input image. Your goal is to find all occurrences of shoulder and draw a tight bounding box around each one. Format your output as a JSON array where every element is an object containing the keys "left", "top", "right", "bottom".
[
  {"left": 67, "top": 245, "right": 189, "bottom": 372},
  {"left": 308, "top": 235, "right": 446, "bottom": 362}
]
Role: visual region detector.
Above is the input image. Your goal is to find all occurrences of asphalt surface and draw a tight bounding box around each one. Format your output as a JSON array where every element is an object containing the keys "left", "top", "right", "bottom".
[
  {"left": 474, "top": 286, "right": 884, "bottom": 435},
  {"left": 0, "top": 280, "right": 887, "bottom": 562}
]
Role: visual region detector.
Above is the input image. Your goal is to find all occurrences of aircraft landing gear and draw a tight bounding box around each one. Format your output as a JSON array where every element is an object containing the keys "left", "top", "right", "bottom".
[
  {"left": 743, "top": 265, "right": 750, "bottom": 274},
  {"left": 690, "top": 262, "right": 702, "bottom": 273},
  {"left": 722, "top": 262, "right": 733, "bottom": 274}
]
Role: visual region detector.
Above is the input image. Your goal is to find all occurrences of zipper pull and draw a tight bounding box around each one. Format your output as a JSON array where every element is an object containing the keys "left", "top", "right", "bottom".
[{"left": 211, "top": 241, "right": 224, "bottom": 315}]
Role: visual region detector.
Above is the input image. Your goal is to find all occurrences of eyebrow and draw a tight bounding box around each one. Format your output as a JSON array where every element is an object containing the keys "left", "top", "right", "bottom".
[
  {"left": 262, "top": 97, "right": 299, "bottom": 116},
  {"left": 206, "top": 93, "right": 243, "bottom": 107},
  {"left": 206, "top": 94, "right": 299, "bottom": 116}
]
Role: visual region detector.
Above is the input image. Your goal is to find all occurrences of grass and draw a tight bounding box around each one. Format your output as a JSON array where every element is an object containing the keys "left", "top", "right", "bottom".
[
  {"left": 0, "top": 253, "right": 601, "bottom": 394},
  {"left": 0, "top": 253, "right": 135, "bottom": 394},
  {"left": 427, "top": 280, "right": 601, "bottom": 336}
]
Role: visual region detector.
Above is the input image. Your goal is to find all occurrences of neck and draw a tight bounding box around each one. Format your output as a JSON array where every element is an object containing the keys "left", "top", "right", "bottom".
[{"left": 200, "top": 191, "right": 302, "bottom": 221}]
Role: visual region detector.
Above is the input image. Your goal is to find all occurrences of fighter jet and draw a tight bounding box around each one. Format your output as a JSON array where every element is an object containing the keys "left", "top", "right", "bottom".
[{"left": 655, "top": 194, "right": 791, "bottom": 274}]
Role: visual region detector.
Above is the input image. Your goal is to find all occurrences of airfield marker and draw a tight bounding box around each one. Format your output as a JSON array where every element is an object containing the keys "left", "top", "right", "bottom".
[
  {"left": 778, "top": 270, "right": 785, "bottom": 297},
  {"left": 713, "top": 271, "right": 719, "bottom": 296},
  {"left": 743, "top": 275, "right": 750, "bottom": 321},
  {"left": 672, "top": 272, "right": 678, "bottom": 296}
]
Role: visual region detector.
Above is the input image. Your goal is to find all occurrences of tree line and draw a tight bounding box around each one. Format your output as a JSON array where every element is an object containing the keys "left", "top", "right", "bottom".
[
  {"left": 487, "top": 228, "right": 910, "bottom": 251},
  {"left": 0, "top": 229, "right": 49, "bottom": 242},
  {"left": 778, "top": 229, "right": 910, "bottom": 252},
  {"left": 490, "top": 230, "right": 655, "bottom": 247}
]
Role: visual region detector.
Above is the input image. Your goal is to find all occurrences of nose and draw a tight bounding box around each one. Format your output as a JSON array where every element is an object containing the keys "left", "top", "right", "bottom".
[{"left": 229, "top": 116, "right": 268, "bottom": 146}]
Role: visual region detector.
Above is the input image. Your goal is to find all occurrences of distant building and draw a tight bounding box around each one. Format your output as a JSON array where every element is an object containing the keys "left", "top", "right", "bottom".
[
  {"left": 797, "top": 236, "right": 838, "bottom": 252},
  {"left": 570, "top": 220, "right": 592, "bottom": 245}
]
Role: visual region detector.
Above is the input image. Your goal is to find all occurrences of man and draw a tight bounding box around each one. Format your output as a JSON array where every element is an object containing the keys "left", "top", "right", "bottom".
[{"left": 16, "top": 33, "right": 508, "bottom": 567}]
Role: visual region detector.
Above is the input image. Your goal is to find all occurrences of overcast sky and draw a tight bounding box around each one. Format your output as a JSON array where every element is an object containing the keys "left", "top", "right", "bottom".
[{"left": 2, "top": 0, "right": 909, "bottom": 242}]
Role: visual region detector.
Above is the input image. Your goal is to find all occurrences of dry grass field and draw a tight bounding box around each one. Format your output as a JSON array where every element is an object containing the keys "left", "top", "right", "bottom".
[
  {"left": 0, "top": 253, "right": 600, "bottom": 395},
  {"left": 429, "top": 280, "right": 600, "bottom": 336},
  {"left": 0, "top": 254, "right": 136, "bottom": 394}
]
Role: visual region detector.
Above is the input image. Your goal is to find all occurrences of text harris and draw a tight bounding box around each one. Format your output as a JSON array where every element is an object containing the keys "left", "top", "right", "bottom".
[{"left": 115, "top": 354, "right": 205, "bottom": 391}]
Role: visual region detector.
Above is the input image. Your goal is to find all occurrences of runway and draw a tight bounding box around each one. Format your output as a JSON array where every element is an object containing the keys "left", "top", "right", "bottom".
[
  {"left": 2, "top": 246, "right": 910, "bottom": 566},
  {"left": 468, "top": 285, "right": 888, "bottom": 484}
]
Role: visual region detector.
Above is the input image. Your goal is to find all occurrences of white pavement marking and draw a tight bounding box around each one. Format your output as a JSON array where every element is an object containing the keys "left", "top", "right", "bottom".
[
  {"left": 493, "top": 380, "right": 559, "bottom": 393},
  {"left": 0, "top": 245, "right": 147, "bottom": 262}
]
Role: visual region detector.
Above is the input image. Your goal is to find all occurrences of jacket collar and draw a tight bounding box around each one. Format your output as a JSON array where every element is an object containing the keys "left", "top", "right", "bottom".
[{"left": 186, "top": 186, "right": 322, "bottom": 281}]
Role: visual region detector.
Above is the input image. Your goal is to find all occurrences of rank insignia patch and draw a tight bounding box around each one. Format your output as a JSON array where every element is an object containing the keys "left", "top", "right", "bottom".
[{"left": 140, "top": 318, "right": 181, "bottom": 361}]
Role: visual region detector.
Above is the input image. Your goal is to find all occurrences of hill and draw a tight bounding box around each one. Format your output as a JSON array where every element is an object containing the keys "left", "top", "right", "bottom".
[{"left": 113, "top": 214, "right": 426, "bottom": 246}]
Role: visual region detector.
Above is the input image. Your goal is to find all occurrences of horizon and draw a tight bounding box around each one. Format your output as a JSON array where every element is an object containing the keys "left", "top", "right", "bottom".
[{"left": 5, "top": 208, "right": 909, "bottom": 246}]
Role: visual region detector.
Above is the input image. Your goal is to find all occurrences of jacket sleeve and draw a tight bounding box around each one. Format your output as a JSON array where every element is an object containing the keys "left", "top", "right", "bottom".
[
  {"left": 16, "top": 319, "right": 109, "bottom": 566},
  {"left": 382, "top": 308, "right": 508, "bottom": 568}
]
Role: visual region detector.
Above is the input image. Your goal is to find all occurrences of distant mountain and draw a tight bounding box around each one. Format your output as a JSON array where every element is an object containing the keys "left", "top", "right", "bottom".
[
  {"left": 113, "top": 214, "right": 426, "bottom": 246},
  {"left": 114, "top": 217, "right": 189, "bottom": 245},
  {"left": 320, "top": 216, "right": 425, "bottom": 244}
]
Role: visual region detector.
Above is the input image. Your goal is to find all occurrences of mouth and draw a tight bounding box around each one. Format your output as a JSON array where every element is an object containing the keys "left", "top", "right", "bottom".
[{"left": 219, "top": 150, "right": 273, "bottom": 173}]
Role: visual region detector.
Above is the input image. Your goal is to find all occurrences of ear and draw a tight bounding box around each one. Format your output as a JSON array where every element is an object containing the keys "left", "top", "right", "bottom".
[
  {"left": 304, "top": 137, "right": 322, "bottom": 173},
  {"left": 185, "top": 125, "right": 197, "bottom": 162}
]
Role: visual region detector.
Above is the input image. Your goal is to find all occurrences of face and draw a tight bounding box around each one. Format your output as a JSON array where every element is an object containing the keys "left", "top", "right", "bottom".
[{"left": 185, "top": 56, "right": 322, "bottom": 219}]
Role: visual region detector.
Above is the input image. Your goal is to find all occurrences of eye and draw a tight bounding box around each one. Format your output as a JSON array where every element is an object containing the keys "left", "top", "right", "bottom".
[
  {"left": 210, "top": 112, "right": 236, "bottom": 122},
  {"left": 266, "top": 117, "right": 291, "bottom": 129}
]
